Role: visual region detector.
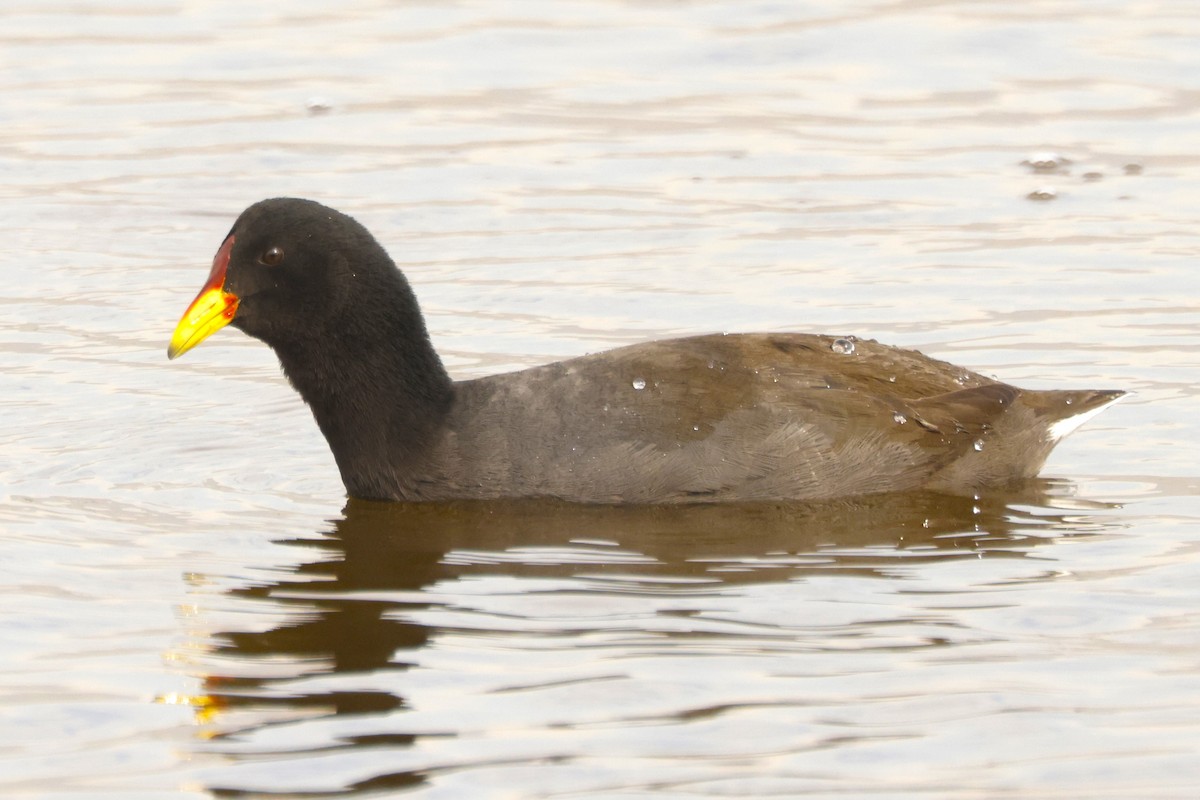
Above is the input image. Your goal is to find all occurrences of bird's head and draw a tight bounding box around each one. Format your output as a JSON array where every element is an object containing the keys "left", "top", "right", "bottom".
[{"left": 168, "top": 198, "right": 392, "bottom": 359}]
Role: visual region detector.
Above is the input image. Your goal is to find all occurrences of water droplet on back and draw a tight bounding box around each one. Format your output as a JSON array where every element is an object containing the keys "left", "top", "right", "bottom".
[
  {"left": 632, "top": 378, "right": 646, "bottom": 391},
  {"left": 973, "top": 439, "right": 985, "bottom": 451},
  {"left": 893, "top": 412, "right": 907, "bottom": 424},
  {"left": 831, "top": 338, "right": 855, "bottom": 355}
]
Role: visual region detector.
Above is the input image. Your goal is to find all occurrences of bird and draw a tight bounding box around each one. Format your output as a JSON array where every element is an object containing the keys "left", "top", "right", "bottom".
[{"left": 167, "top": 198, "right": 1124, "bottom": 504}]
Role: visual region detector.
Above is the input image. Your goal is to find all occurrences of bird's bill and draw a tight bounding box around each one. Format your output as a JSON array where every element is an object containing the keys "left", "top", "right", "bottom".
[{"left": 167, "top": 235, "right": 240, "bottom": 360}]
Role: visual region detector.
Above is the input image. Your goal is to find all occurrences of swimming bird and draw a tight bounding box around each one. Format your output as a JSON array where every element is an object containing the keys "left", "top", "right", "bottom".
[{"left": 168, "top": 198, "right": 1123, "bottom": 503}]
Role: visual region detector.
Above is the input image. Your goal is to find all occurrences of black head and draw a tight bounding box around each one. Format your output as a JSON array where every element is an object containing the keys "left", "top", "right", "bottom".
[
  {"left": 168, "top": 198, "right": 454, "bottom": 500},
  {"left": 168, "top": 198, "right": 416, "bottom": 359}
]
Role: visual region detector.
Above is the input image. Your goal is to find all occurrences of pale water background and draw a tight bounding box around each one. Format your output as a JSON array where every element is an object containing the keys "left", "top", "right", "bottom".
[{"left": 2, "top": 1, "right": 1198, "bottom": 797}]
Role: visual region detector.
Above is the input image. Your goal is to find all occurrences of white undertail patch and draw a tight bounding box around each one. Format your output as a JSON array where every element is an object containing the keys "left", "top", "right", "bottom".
[{"left": 1047, "top": 393, "right": 1126, "bottom": 442}]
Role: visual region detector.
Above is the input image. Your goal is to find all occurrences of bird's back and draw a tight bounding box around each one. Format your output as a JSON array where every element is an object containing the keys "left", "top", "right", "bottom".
[{"left": 419, "top": 333, "right": 1121, "bottom": 503}]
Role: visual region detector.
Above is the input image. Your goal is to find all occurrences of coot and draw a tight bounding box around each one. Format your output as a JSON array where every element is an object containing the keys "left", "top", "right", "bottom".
[{"left": 168, "top": 198, "right": 1123, "bottom": 503}]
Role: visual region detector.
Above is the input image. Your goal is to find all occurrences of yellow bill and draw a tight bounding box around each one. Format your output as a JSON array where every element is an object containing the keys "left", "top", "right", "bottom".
[{"left": 167, "top": 235, "right": 239, "bottom": 360}]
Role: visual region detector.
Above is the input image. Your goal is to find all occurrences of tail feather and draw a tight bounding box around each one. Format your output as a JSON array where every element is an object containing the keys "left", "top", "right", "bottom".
[{"left": 1046, "top": 389, "right": 1126, "bottom": 441}]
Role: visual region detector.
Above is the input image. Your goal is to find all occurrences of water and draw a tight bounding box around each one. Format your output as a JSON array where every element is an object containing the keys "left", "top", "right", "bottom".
[{"left": 2, "top": 1, "right": 1199, "bottom": 797}]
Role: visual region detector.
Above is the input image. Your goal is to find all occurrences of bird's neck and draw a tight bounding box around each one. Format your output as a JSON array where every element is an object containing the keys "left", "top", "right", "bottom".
[{"left": 273, "top": 314, "right": 455, "bottom": 501}]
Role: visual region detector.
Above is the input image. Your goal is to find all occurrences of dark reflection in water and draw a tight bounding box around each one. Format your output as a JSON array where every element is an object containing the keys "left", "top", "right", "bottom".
[{"left": 196, "top": 483, "right": 1112, "bottom": 798}]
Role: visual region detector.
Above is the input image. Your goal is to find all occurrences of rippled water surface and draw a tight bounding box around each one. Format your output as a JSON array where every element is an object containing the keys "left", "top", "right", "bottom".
[{"left": 2, "top": 1, "right": 1199, "bottom": 797}]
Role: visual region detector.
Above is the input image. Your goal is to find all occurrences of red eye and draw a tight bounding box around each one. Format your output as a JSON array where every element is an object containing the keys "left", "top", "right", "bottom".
[{"left": 260, "top": 246, "right": 284, "bottom": 266}]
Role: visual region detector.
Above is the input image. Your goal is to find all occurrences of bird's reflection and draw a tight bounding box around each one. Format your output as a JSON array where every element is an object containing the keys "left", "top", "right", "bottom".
[{"left": 191, "top": 482, "right": 1115, "bottom": 797}]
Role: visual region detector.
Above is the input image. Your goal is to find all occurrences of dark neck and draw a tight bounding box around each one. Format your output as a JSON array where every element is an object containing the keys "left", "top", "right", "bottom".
[{"left": 272, "top": 308, "right": 455, "bottom": 501}]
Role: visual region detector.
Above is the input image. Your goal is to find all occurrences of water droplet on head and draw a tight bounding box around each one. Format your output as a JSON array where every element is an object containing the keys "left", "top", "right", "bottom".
[
  {"left": 632, "top": 378, "right": 646, "bottom": 391},
  {"left": 893, "top": 412, "right": 907, "bottom": 424},
  {"left": 888, "top": 375, "right": 896, "bottom": 382},
  {"left": 1065, "top": 398, "right": 1073, "bottom": 405},
  {"left": 973, "top": 439, "right": 985, "bottom": 451},
  {"left": 830, "top": 338, "right": 856, "bottom": 355},
  {"left": 693, "top": 425, "right": 700, "bottom": 432}
]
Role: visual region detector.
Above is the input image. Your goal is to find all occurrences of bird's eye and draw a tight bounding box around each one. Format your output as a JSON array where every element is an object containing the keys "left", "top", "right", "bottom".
[{"left": 260, "top": 246, "right": 285, "bottom": 266}]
